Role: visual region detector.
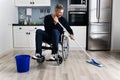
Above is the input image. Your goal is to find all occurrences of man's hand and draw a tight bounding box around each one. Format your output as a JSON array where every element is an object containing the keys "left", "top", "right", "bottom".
[
  {"left": 52, "top": 14, "right": 59, "bottom": 25},
  {"left": 54, "top": 16, "right": 58, "bottom": 23},
  {"left": 69, "top": 34, "right": 74, "bottom": 40},
  {"left": 54, "top": 16, "right": 59, "bottom": 24}
]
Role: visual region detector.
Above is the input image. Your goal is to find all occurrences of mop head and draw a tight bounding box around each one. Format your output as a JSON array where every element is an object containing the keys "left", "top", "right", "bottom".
[{"left": 87, "top": 59, "right": 103, "bottom": 67}]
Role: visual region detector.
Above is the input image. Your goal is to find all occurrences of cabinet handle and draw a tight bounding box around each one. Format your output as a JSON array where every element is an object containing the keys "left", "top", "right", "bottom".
[
  {"left": 19, "top": 27, "right": 22, "bottom": 30},
  {"left": 30, "top": 2, "right": 33, "bottom": 4},
  {"left": 26, "top": 32, "right": 30, "bottom": 35},
  {"left": 26, "top": 32, "right": 28, "bottom": 35},
  {"left": 28, "top": 32, "right": 30, "bottom": 35},
  {"left": 33, "top": 2, "right": 34, "bottom": 4}
]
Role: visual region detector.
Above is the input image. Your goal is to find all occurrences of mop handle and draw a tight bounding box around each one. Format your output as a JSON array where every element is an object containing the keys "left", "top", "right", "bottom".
[
  {"left": 58, "top": 22, "right": 66, "bottom": 32},
  {"left": 73, "top": 39, "right": 92, "bottom": 59},
  {"left": 58, "top": 21, "right": 93, "bottom": 59}
]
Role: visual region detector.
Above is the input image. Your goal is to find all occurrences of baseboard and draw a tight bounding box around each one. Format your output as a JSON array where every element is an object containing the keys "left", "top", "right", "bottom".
[
  {"left": 14, "top": 47, "right": 35, "bottom": 50},
  {"left": 14, "top": 47, "right": 85, "bottom": 51},
  {"left": 110, "top": 50, "right": 120, "bottom": 53},
  {"left": 69, "top": 47, "right": 85, "bottom": 51},
  {"left": 0, "top": 48, "right": 14, "bottom": 58}
]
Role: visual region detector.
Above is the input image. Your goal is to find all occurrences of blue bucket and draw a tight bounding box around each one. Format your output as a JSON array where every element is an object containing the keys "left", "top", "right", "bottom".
[{"left": 15, "top": 54, "right": 30, "bottom": 73}]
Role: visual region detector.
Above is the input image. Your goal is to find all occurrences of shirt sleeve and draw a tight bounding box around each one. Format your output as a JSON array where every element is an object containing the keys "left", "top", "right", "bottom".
[
  {"left": 59, "top": 17, "right": 74, "bottom": 35},
  {"left": 44, "top": 15, "right": 53, "bottom": 34}
]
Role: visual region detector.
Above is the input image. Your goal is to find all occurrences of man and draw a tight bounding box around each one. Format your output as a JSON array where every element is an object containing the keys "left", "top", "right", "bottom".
[{"left": 33, "top": 4, "right": 74, "bottom": 60}]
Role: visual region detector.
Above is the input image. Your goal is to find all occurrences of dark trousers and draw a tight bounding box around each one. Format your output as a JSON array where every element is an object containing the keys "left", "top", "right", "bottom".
[{"left": 35, "top": 29, "right": 60, "bottom": 55}]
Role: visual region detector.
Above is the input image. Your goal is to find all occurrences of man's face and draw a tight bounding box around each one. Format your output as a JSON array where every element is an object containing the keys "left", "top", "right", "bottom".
[{"left": 55, "top": 9, "right": 64, "bottom": 18}]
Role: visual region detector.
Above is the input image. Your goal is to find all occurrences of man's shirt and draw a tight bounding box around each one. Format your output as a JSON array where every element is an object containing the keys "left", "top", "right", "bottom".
[{"left": 44, "top": 15, "right": 74, "bottom": 35}]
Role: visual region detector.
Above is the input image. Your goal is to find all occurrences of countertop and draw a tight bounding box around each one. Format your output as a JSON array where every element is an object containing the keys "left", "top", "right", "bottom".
[{"left": 12, "top": 24, "right": 44, "bottom": 26}]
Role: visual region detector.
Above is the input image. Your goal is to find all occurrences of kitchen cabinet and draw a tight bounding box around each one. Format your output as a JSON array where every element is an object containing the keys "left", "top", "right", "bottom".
[
  {"left": 34, "top": 0, "right": 51, "bottom": 6},
  {"left": 69, "top": 26, "right": 86, "bottom": 50},
  {"left": 13, "top": 26, "right": 86, "bottom": 50},
  {"left": 15, "top": 0, "right": 32, "bottom": 6},
  {"left": 13, "top": 26, "right": 44, "bottom": 48},
  {"left": 15, "top": 0, "right": 51, "bottom": 7}
]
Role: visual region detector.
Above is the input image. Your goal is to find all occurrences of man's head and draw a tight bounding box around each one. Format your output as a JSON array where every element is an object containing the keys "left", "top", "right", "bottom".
[{"left": 54, "top": 4, "right": 64, "bottom": 18}]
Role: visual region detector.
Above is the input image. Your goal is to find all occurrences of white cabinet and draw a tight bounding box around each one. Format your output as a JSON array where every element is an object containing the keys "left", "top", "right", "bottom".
[
  {"left": 69, "top": 26, "right": 86, "bottom": 50},
  {"left": 15, "top": 0, "right": 32, "bottom": 6},
  {"left": 13, "top": 26, "right": 44, "bottom": 48},
  {"left": 15, "top": 0, "right": 51, "bottom": 7},
  {"left": 34, "top": 0, "right": 51, "bottom": 6},
  {"left": 13, "top": 26, "right": 86, "bottom": 50}
]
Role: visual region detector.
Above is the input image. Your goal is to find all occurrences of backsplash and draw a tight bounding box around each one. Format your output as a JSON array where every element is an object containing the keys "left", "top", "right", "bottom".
[
  {"left": 18, "top": 0, "right": 67, "bottom": 24},
  {"left": 18, "top": 7, "right": 51, "bottom": 24}
]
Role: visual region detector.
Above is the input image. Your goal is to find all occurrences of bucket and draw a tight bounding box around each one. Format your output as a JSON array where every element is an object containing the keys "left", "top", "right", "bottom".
[{"left": 15, "top": 54, "right": 30, "bottom": 73}]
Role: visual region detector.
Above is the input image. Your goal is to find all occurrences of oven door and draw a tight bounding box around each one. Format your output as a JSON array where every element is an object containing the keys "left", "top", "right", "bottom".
[{"left": 69, "top": 11, "right": 87, "bottom": 26}]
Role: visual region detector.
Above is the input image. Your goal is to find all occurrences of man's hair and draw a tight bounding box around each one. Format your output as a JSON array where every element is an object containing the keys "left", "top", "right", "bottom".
[{"left": 55, "top": 4, "right": 64, "bottom": 10}]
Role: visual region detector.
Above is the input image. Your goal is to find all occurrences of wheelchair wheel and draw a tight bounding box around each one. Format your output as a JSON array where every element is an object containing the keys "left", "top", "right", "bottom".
[
  {"left": 62, "top": 35, "right": 69, "bottom": 60},
  {"left": 36, "top": 56, "right": 45, "bottom": 64},
  {"left": 57, "top": 55, "right": 63, "bottom": 65}
]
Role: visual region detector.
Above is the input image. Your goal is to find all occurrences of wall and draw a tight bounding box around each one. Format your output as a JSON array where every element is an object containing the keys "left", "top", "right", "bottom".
[
  {"left": 18, "top": 0, "right": 68, "bottom": 24},
  {"left": 111, "top": 0, "right": 120, "bottom": 51},
  {"left": 0, "top": 0, "right": 18, "bottom": 54}
]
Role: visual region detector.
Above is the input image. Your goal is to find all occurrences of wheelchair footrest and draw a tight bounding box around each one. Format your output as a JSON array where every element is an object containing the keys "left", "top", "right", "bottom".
[{"left": 46, "top": 59, "right": 57, "bottom": 61}]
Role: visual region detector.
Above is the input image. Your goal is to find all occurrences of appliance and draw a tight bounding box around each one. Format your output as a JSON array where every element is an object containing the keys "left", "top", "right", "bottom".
[
  {"left": 69, "top": 11, "right": 87, "bottom": 26},
  {"left": 68, "top": 0, "right": 87, "bottom": 9},
  {"left": 87, "top": 0, "right": 112, "bottom": 50},
  {"left": 67, "top": 0, "right": 88, "bottom": 26}
]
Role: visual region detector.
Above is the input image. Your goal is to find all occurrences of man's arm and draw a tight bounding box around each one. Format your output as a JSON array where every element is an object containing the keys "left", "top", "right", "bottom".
[
  {"left": 59, "top": 17, "right": 74, "bottom": 39},
  {"left": 51, "top": 15, "right": 74, "bottom": 39},
  {"left": 61, "top": 18, "right": 73, "bottom": 34}
]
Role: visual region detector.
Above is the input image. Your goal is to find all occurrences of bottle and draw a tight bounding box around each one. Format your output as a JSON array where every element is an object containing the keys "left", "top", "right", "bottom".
[
  {"left": 19, "top": 15, "right": 24, "bottom": 25},
  {"left": 24, "top": 19, "right": 28, "bottom": 25}
]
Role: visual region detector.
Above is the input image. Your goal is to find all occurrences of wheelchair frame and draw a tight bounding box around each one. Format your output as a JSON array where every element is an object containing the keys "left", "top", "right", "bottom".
[
  {"left": 61, "top": 33, "right": 69, "bottom": 60},
  {"left": 40, "top": 32, "right": 69, "bottom": 65}
]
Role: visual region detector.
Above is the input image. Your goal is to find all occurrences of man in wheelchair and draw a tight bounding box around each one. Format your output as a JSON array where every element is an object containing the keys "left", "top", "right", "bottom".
[{"left": 32, "top": 4, "right": 74, "bottom": 64}]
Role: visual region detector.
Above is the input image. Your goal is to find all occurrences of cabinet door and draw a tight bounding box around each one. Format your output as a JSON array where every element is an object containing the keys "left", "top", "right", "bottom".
[
  {"left": 34, "top": 0, "right": 50, "bottom": 6},
  {"left": 13, "top": 26, "right": 30, "bottom": 47},
  {"left": 69, "top": 26, "right": 86, "bottom": 49},
  {"left": 13, "top": 26, "right": 45, "bottom": 48},
  {"left": 29, "top": 26, "right": 44, "bottom": 47},
  {"left": 15, "top": 0, "right": 34, "bottom": 6},
  {"left": 15, "top": 0, "right": 50, "bottom": 6}
]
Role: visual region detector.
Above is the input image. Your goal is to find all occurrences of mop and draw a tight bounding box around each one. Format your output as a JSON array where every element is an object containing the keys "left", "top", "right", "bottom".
[{"left": 58, "top": 21, "right": 103, "bottom": 67}]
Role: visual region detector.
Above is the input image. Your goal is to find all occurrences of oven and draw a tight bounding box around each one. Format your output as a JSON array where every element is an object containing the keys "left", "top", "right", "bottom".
[{"left": 69, "top": 11, "right": 88, "bottom": 26}]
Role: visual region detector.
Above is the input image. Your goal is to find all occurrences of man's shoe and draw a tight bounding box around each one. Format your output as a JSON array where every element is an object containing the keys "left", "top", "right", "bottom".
[{"left": 32, "top": 53, "right": 42, "bottom": 60}]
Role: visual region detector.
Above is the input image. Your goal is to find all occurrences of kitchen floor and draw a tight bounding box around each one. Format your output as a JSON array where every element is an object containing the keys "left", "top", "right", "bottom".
[{"left": 0, "top": 50, "right": 120, "bottom": 80}]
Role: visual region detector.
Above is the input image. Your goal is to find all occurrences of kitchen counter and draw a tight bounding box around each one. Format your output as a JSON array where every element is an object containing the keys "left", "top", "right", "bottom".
[{"left": 12, "top": 24, "right": 44, "bottom": 26}]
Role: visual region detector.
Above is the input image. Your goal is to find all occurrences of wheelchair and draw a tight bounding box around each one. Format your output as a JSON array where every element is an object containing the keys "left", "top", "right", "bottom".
[{"left": 35, "top": 32, "right": 69, "bottom": 65}]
